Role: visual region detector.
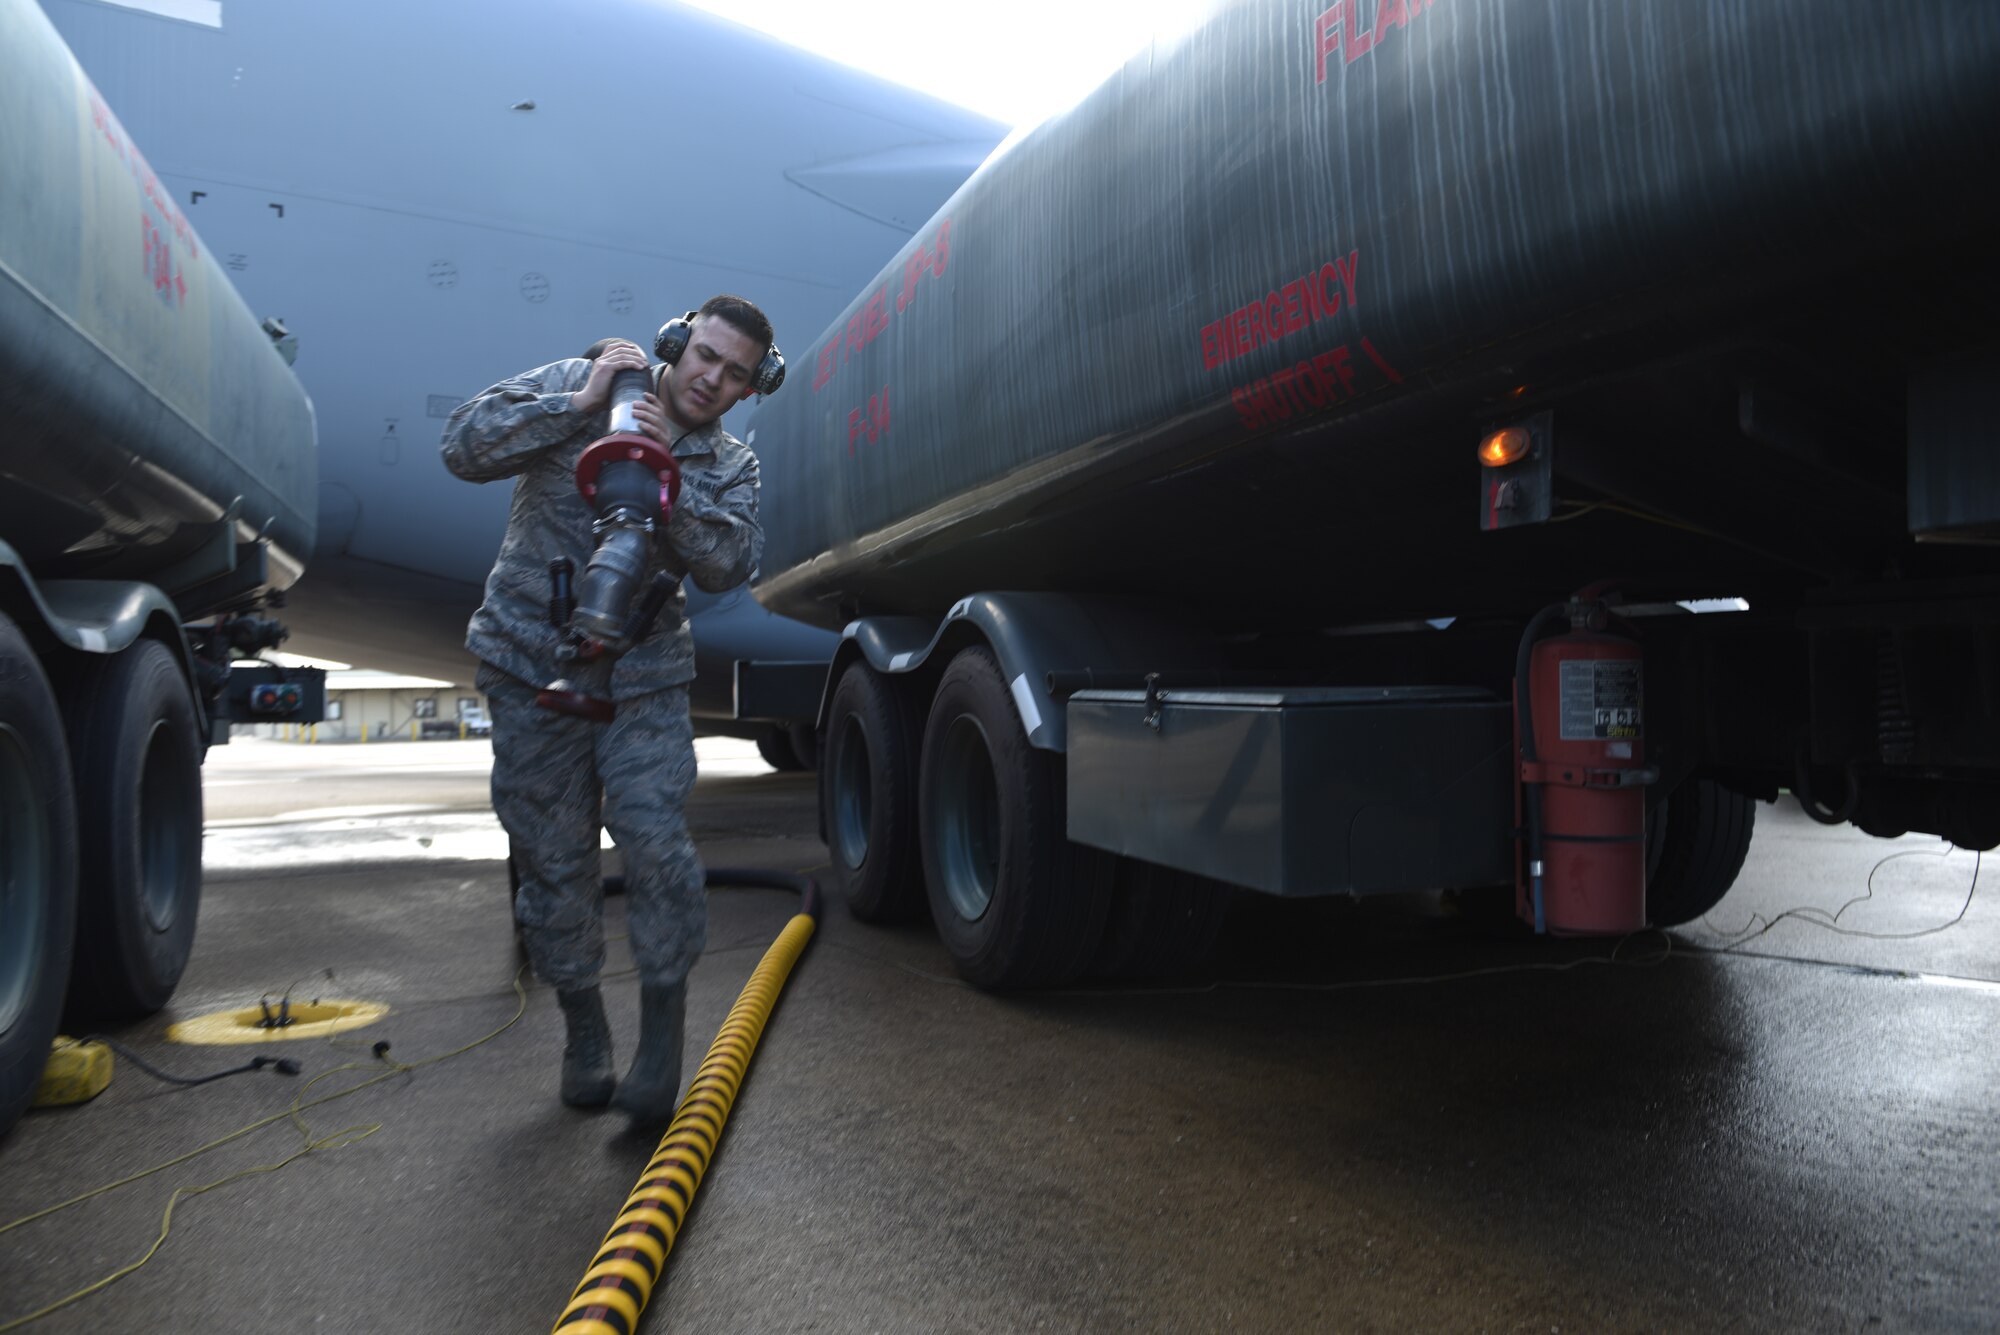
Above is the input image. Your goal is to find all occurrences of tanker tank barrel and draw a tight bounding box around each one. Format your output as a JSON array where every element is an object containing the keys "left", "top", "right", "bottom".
[
  {"left": 746, "top": 0, "right": 1999, "bottom": 631},
  {"left": 0, "top": 0, "right": 314, "bottom": 603}
]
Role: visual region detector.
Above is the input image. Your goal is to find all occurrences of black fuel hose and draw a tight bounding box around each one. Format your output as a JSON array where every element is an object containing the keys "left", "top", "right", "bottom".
[
  {"left": 701, "top": 867, "right": 823, "bottom": 918},
  {"left": 595, "top": 867, "right": 823, "bottom": 918}
]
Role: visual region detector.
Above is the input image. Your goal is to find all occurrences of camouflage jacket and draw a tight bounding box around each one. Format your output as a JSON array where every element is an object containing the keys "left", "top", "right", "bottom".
[{"left": 440, "top": 357, "right": 763, "bottom": 699}]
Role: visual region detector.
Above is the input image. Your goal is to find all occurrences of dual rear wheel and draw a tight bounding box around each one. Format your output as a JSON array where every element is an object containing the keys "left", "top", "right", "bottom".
[
  {"left": 756, "top": 722, "right": 820, "bottom": 773},
  {"left": 0, "top": 618, "right": 202, "bottom": 1138},
  {"left": 62, "top": 638, "right": 204, "bottom": 1020},
  {"left": 0, "top": 613, "right": 79, "bottom": 1135},
  {"left": 819, "top": 647, "right": 1229, "bottom": 989}
]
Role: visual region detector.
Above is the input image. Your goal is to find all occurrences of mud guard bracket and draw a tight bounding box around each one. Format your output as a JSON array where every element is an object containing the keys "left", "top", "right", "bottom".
[{"left": 822, "top": 593, "right": 1217, "bottom": 752}]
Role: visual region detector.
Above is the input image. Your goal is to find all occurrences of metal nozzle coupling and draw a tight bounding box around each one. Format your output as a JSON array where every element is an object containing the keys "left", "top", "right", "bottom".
[
  {"left": 540, "top": 349, "right": 683, "bottom": 722},
  {"left": 572, "top": 524, "right": 651, "bottom": 647},
  {"left": 571, "top": 451, "right": 676, "bottom": 646}
]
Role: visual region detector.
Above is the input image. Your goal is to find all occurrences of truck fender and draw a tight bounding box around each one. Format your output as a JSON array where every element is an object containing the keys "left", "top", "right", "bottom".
[
  {"left": 0, "top": 539, "right": 206, "bottom": 733},
  {"left": 819, "top": 593, "right": 1216, "bottom": 753}
]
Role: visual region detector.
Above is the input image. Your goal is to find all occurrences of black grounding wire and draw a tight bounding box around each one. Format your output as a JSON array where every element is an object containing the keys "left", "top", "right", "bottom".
[{"left": 75, "top": 1036, "right": 301, "bottom": 1086}]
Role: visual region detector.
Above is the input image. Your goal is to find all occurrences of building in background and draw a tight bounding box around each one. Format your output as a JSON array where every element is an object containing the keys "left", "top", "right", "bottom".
[{"left": 237, "top": 670, "right": 489, "bottom": 743}]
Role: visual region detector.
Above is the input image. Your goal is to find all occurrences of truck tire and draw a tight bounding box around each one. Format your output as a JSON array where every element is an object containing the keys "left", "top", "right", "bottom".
[
  {"left": 757, "top": 728, "right": 803, "bottom": 771},
  {"left": 61, "top": 638, "right": 203, "bottom": 1021},
  {"left": 0, "top": 612, "right": 79, "bottom": 1136},
  {"left": 919, "top": 647, "right": 1110, "bottom": 988},
  {"left": 757, "top": 724, "right": 822, "bottom": 773},
  {"left": 821, "top": 662, "right": 923, "bottom": 922},
  {"left": 1647, "top": 777, "right": 1756, "bottom": 928},
  {"left": 787, "top": 722, "right": 820, "bottom": 771},
  {"left": 1093, "top": 859, "right": 1233, "bottom": 980}
]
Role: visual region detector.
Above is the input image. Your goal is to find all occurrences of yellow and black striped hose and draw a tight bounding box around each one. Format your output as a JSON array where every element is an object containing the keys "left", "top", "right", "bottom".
[{"left": 554, "top": 869, "right": 820, "bottom": 1335}]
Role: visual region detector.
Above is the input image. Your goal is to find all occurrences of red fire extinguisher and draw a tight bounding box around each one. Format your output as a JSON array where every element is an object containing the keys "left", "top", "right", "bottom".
[{"left": 1515, "top": 598, "right": 1657, "bottom": 935}]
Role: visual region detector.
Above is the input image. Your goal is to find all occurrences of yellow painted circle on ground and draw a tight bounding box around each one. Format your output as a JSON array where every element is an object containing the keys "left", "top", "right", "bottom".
[{"left": 166, "top": 999, "right": 390, "bottom": 1045}]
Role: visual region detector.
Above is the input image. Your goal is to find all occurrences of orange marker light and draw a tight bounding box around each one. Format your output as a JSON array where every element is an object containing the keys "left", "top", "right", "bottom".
[{"left": 1479, "top": 426, "right": 1532, "bottom": 467}]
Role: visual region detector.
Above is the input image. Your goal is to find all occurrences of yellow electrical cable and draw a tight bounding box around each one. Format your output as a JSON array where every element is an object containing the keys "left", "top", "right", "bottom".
[
  {"left": 0, "top": 965, "right": 530, "bottom": 1332},
  {"left": 554, "top": 911, "right": 817, "bottom": 1335},
  {"left": 0, "top": 1127, "right": 381, "bottom": 1332},
  {"left": 5, "top": 862, "right": 832, "bottom": 1332}
]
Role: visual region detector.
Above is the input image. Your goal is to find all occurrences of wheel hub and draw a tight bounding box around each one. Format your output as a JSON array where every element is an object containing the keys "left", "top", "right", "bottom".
[
  {"left": 137, "top": 718, "right": 196, "bottom": 933},
  {"left": 831, "top": 714, "right": 872, "bottom": 871},
  {"left": 934, "top": 715, "right": 1000, "bottom": 922}
]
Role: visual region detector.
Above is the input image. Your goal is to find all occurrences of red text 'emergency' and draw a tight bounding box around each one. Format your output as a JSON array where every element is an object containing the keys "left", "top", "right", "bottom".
[{"left": 1201, "top": 251, "right": 1359, "bottom": 371}]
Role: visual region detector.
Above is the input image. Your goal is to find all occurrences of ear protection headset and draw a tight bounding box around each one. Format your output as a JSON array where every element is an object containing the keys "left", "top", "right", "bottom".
[{"left": 655, "top": 311, "right": 786, "bottom": 396}]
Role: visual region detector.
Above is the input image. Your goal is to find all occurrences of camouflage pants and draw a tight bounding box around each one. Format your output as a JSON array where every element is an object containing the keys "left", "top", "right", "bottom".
[{"left": 479, "top": 663, "right": 705, "bottom": 990}]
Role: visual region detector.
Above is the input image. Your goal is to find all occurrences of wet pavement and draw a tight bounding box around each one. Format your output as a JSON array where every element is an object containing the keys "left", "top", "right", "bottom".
[{"left": 1, "top": 738, "right": 1994, "bottom": 1333}]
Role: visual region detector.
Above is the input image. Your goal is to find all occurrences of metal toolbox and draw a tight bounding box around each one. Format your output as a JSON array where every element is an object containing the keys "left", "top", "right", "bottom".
[{"left": 1066, "top": 685, "right": 1513, "bottom": 897}]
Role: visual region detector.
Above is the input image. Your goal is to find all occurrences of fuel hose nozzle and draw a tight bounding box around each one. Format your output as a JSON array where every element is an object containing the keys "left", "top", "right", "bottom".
[{"left": 535, "top": 352, "right": 682, "bottom": 723}]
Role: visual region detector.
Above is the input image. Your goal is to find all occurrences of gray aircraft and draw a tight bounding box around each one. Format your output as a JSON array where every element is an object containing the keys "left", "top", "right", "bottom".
[{"left": 39, "top": 0, "right": 1006, "bottom": 767}]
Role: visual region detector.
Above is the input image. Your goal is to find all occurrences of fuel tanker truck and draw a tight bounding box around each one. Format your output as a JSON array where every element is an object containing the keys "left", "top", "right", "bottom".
[
  {"left": 1, "top": 0, "right": 319, "bottom": 1134},
  {"left": 747, "top": 0, "right": 2000, "bottom": 988}
]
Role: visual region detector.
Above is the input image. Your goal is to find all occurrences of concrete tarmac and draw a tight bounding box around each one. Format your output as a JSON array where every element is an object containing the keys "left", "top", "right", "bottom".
[{"left": 1, "top": 739, "right": 1994, "bottom": 1333}]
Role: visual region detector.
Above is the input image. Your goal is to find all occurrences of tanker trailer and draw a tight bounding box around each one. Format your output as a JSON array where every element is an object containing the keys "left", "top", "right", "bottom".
[
  {"left": 0, "top": 0, "right": 320, "bottom": 1134},
  {"left": 748, "top": 0, "right": 2000, "bottom": 989}
]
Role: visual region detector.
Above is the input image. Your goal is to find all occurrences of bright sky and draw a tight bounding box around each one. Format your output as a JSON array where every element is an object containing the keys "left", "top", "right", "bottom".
[{"left": 680, "top": 0, "right": 1216, "bottom": 128}]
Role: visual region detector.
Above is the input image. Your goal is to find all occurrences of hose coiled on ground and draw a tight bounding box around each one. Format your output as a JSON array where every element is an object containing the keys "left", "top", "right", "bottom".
[{"left": 553, "top": 869, "right": 820, "bottom": 1335}]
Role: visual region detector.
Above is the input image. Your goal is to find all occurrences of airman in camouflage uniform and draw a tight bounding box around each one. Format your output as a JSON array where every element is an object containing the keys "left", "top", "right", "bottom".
[{"left": 442, "top": 297, "right": 769, "bottom": 1121}]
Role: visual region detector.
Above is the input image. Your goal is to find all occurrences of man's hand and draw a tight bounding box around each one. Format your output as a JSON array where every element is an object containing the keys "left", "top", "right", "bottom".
[
  {"left": 572, "top": 340, "right": 650, "bottom": 416},
  {"left": 632, "top": 393, "right": 673, "bottom": 446}
]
